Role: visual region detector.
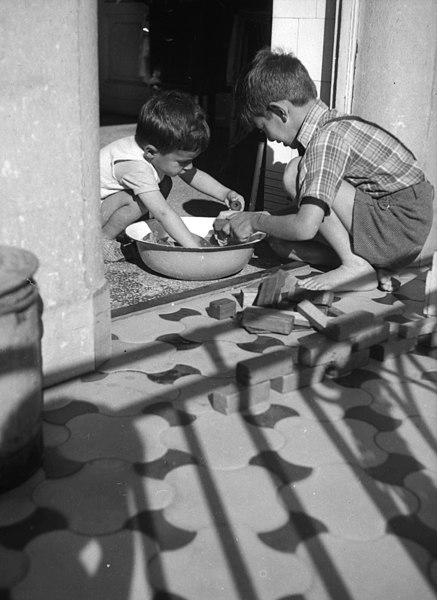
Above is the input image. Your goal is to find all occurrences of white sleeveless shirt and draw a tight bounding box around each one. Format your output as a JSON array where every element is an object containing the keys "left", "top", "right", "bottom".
[{"left": 100, "top": 136, "right": 161, "bottom": 199}]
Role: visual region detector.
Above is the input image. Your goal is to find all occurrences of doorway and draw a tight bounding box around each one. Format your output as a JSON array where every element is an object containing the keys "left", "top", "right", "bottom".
[{"left": 98, "top": 0, "right": 273, "bottom": 201}]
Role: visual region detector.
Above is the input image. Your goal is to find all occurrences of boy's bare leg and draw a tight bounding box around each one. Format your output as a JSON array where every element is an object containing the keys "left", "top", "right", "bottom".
[
  {"left": 101, "top": 192, "right": 143, "bottom": 240},
  {"left": 298, "top": 182, "right": 377, "bottom": 292},
  {"left": 268, "top": 236, "right": 340, "bottom": 267}
]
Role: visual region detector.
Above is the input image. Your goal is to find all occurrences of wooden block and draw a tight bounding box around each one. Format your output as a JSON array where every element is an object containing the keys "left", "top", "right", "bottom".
[
  {"left": 207, "top": 298, "right": 236, "bottom": 319},
  {"left": 398, "top": 317, "right": 437, "bottom": 338},
  {"left": 296, "top": 299, "right": 329, "bottom": 331},
  {"left": 351, "top": 321, "right": 390, "bottom": 351},
  {"left": 278, "top": 311, "right": 312, "bottom": 328},
  {"left": 279, "top": 274, "right": 300, "bottom": 303},
  {"left": 313, "top": 292, "right": 334, "bottom": 307},
  {"left": 280, "top": 280, "right": 334, "bottom": 307},
  {"left": 271, "top": 364, "right": 326, "bottom": 392},
  {"left": 424, "top": 250, "right": 437, "bottom": 316},
  {"left": 209, "top": 380, "right": 270, "bottom": 414},
  {"left": 236, "top": 348, "right": 298, "bottom": 385},
  {"left": 241, "top": 306, "right": 295, "bottom": 335},
  {"left": 383, "top": 314, "right": 409, "bottom": 336},
  {"left": 255, "top": 270, "right": 287, "bottom": 307},
  {"left": 370, "top": 336, "right": 417, "bottom": 361},
  {"left": 298, "top": 332, "right": 352, "bottom": 367},
  {"left": 323, "top": 310, "right": 374, "bottom": 341},
  {"left": 417, "top": 331, "right": 437, "bottom": 348},
  {"left": 325, "top": 348, "right": 370, "bottom": 378}
]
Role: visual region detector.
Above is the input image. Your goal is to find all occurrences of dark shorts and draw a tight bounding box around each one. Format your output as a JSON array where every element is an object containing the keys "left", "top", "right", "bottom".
[{"left": 352, "top": 180, "right": 434, "bottom": 269}]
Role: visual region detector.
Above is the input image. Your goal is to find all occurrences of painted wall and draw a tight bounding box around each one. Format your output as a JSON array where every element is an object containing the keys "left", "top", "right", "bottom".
[
  {"left": 0, "top": 0, "right": 111, "bottom": 385},
  {"left": 265, "top": 0, "right": 337, "bottom": 211},
  {"left": 352, "top": 0, "right": 437, "bottom": 264}
]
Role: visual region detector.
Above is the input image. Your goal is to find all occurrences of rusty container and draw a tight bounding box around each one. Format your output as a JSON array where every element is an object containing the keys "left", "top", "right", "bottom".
[{"left": 0, "top": 246, "right": 43, "bottom": 492}]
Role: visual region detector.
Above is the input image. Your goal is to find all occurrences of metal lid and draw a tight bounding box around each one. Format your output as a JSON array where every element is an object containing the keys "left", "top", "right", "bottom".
[{"left": 0, "top": 246, "right": 39, "bottom": 298}]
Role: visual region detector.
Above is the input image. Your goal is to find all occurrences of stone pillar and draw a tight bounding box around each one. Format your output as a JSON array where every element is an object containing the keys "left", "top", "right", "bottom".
[
  {"left": 351, "top": 0, "right": 437, "bottom": 264},
  {"left": 0, "top": 0, "right": 111, "bottom": 386}
]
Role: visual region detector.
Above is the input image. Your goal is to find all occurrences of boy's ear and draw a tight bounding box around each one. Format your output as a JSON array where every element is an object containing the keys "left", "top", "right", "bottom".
[
  {"left": 143, "top": 144, "right": 158, "bottom": 159},
  {"left": 267, "top": 102, "right": 288, "bottom": 123}
]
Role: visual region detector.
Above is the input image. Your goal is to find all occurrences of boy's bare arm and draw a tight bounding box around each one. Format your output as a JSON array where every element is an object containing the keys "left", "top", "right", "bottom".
[
  {"left": 222, "top": 203, "right": 324, "bottom": 242},
  {"left": 180, "top": 168, "right": 244, "bottom": 211},
  {"left": 138, "top": 190, "right": 201, "bottom": 247}
]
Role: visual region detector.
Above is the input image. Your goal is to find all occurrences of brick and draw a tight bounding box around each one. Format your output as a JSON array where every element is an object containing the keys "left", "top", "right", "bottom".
[
  {"left": 325, "top": 348, "right": 370, "bottom": 378},
  {"left": 383, "top": 314, "right": 409, "bottom": 336},
  {"left": 296, "top": 300, "right": 329, "bottom": 331},
  {"left": 323, "top": 310, "right": 374, "bottom": 341},
  {"left": 255, "top": 270, "right": 287, "bottom": 307},
  {"left": 370, "top": 336, "right": 417, "bottom": 361},
  {"left": 236, "top": 348, "right": 298, "bottom": 385},
  {"left": 241, "top": 306, "right": 295, "bottom": 335},
  {"left": 271, "top": 364, "right": 326, "bottom": 392},
  {"left": 398, "top": 317, "right": 437, "bottom": 338},
  {"left": 298, "top": 332, "right": 352, "bottom": 367},
  {"left": 207, "top": 298, "right": 236, "bottom": 319},
  {"left": 280, "top": 280, "right": 334, "bottom": 307},
  {"left": 424, "top": 250, "right": 437, "bottom": 317},
  {"left": 279, "top": 274, "right": 299, "bottom": 303},
  {"left": 209, "top": 380, "right": 270, "bottom": 414},
  {"left": 279, "top": 311, "right": 312, "bottom": 328},
  {"left": 351, "top": 321, "right": 390, "bottom": 350}
]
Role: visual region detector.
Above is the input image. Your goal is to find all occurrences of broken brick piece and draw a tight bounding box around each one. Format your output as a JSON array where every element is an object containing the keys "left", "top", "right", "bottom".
[
  {"left": 271, "top": 363, "right": 326, "bottom": 392},
  {"left": 351, "top": 321, "right": 390, "bottom": 351},
  {"left": 209, "top": 380, "right": 270, "bottom": 414},
  {"left": 370, "top": 336, "right": 417, "bottom": 361},
  {"left": 236, "top": 348, "right": 298, "bottom": 385},
  {"left": 296, "top": 300, "right": 329, "bottom": 331},
  {"left": 241, "top": 306, "right": 295, "bottom": 335},
  {"left": 298, "top": 331, "right": 352, "bottom": 367},
  {"left": 323, "top": 310, "right": 375, "bottom": 341},
  {"left": 207, "top": 298, "right": 236, "bottom": 319}
]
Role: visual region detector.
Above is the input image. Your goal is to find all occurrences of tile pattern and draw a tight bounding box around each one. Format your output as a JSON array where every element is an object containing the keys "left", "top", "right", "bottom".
[{"left": 1, "top": 267, "right": 437, "bottom": 599}]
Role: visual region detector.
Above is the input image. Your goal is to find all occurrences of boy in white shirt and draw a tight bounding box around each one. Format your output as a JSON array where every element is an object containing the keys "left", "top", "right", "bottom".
[{"left": 100, "top": 90, "right": 244, "bottom": 261}]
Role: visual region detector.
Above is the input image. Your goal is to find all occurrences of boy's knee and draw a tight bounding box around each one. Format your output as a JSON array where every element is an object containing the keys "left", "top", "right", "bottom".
[{"left": 283, "top": 156, "right": 301, "bottom": 199}]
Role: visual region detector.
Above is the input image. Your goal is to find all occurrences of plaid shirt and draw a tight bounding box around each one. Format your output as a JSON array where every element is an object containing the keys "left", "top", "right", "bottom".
[{"left": 296, "top": 100, "right": 425, "bottom": 210}]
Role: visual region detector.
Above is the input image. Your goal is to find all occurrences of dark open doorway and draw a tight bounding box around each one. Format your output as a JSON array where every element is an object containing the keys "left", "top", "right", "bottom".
[{"left": 98, "top": 0, "right": 272, "bottom": 205}]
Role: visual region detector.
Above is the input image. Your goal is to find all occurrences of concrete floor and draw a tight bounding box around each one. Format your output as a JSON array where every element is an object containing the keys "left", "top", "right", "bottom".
[{"left": 0, "top": 261, "right": 436, "bottom": 599}]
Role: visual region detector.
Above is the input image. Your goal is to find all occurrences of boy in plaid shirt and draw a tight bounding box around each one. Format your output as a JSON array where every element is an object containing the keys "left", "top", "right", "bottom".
[{"left": 220, "top": 48, "right": 433, "bottom": 291}]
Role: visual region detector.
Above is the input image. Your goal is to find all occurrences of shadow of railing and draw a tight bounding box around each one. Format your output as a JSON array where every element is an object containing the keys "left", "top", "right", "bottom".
[{"left": 2, "top": 265, "right": 436, "bottom": 598}]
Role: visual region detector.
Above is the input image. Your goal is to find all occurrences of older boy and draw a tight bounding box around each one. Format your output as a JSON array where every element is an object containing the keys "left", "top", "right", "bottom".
[
  {"left": 101, "top": 90, "right": 243, "bottom": 261},
  {"left": 220, "top": 48, "right": 434, "bottom": 291}
]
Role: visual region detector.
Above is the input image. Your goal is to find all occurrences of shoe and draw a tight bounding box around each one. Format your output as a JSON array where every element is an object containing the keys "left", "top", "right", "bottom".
[{"left": 102, "top": 239, "right": 125, "bottom": 263}]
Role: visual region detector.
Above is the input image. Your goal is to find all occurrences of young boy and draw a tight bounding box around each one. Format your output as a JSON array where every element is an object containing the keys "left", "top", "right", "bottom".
[
  {"left": 100, "top": 90, "right": 244, "bottom": 261},
  {"left": 219, "top": 48, "right": 434, "bottom": 292}
]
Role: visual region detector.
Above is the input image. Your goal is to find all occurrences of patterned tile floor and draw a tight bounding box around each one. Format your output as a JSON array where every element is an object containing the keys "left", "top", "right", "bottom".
[{"left": 1, "top": 264, "right": 437, "bottom": 600}]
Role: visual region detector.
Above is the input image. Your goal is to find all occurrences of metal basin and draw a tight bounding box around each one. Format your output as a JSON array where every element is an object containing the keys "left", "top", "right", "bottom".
[{"left": 126, "top": 217, "right": 265, "bottom": 281}]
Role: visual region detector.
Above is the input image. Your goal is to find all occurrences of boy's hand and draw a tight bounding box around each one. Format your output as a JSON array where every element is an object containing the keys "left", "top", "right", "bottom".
[
  {"left": 216, "top": 210, "right": 269, "bottom": 242},
  {"left": 224, "top": 191, "right": 244, "bottom": 212}
]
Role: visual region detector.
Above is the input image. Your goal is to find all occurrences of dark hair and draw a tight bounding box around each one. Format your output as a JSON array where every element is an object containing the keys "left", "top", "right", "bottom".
[
  {"left": 235, "top": 47, "right": 318, "bottom": 126},
  {"left": 135, "top": 90, "right": 210, "bottom": 154}
]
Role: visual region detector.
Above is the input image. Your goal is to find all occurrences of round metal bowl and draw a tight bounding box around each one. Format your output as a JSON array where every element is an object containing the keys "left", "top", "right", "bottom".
[{"left": 126, "top": 217, "right": 265, "bottom": 281}]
